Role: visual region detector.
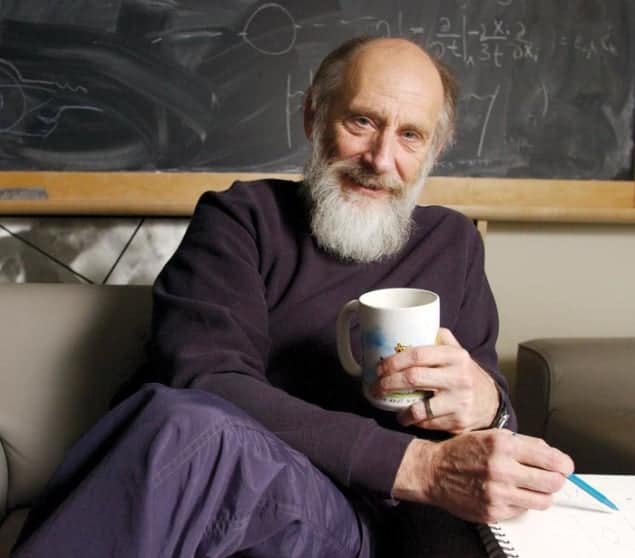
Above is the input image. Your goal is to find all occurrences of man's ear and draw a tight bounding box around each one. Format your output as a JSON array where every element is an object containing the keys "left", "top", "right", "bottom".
[{"left": 303, "top": 92, "right": 315, "bottom": 140}]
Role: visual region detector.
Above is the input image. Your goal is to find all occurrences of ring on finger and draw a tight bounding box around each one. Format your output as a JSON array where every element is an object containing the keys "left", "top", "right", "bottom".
[{"left": 423, "top": 392, "right": 434, "bottom": 419}]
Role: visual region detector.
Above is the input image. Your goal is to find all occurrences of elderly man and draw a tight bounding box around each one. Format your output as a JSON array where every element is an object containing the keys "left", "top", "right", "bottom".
[{"left": 12, "top": 37, "right": 573, "bottom": 558}]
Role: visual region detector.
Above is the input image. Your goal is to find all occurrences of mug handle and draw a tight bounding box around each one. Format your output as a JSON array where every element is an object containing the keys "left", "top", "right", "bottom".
[{"left": 336, "top": 299, "right": 362, "bottom": 377}]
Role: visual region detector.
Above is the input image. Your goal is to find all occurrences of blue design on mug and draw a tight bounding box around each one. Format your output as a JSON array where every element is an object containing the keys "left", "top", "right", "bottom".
[{"left": 361, "top": 327, "right": 392, "bottom": 384}]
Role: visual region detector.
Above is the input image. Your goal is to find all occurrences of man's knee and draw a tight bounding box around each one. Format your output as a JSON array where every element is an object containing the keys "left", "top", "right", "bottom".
[{"left": 123, "top": 384, "right": 262, "bottom": 479}]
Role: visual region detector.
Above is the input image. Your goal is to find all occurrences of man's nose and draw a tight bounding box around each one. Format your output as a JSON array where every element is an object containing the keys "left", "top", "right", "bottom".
[{"left": 362, "top": 130, "right": 397, "bottom": 175}]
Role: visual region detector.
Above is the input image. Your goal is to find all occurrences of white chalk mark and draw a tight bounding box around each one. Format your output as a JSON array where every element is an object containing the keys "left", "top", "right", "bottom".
[
  {"left": 241, "top": 3, "right": 297, "bottom": 56},
  {"left": 540, "top": 81, "right": 549, "bottom": 117},
  {"left": 465, "top": 85, "right": 500, "bottom": 158},
  {"left": 336, "top": 15, "right": 390, "bottom": 36},
  {"left": 148, "top": 30, "right": 223, "bottom": 43},
  {"left": 285, "top": 74, "right": 293, "bottom": 149},
  {"left": 0, "top": 58, "right": 97, "bottom": 138},
  {"left": 1, "top": 58, "right": 87, "bottom": 94},
  {"left": 375, "top": 19, "right": 391, "bottom": 37},
  {"left": 38, "top": 105, "right": 104, "bottom": 138}
]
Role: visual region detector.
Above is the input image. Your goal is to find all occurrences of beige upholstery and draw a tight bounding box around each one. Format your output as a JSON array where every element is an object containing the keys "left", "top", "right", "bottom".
[
  {"left": 0, "top": 284, "right": 152, "bottom": 557},
  {"left": 515, "top": 337, "right": 635, "bottom": 474}
]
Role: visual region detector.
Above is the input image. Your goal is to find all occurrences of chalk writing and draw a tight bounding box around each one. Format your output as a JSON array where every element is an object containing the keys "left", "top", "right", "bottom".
[
  {"left": 462, "top": 85, "right": 501, "bottom": 158},
  {"left": 573, "top": 27, "right": 619, "bottom": 59},
  {"left": 234, "top": 2, "right": 619, "bottom": 71},
  {"left": 428, "top": 15, "right": 539, "bottom": 66}
]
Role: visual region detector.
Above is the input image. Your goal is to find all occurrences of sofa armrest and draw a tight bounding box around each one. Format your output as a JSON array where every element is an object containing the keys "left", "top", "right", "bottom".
[
  {"left": 0, "top": 443, "right": 6, "bottom": 521},
  {"left": 516, "top": 337, "right": 635, "bottom": 473}
]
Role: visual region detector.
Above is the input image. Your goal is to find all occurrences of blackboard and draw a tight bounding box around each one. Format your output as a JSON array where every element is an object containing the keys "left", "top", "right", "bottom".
[{"left": 0, "top": 0, "right": 633, "bottom": 178}]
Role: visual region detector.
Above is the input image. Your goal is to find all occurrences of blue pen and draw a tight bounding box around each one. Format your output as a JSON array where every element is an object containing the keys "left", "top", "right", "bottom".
[{"left": 567, "top": 473, "right": 619, "bottom": 511}]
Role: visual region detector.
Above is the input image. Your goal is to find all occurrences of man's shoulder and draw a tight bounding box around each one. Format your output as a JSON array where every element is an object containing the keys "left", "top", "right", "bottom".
[
  {"left": 200, "top": 178, "right": 301, "bottom": 204},
  {"left": 191, "top": 178, "right": 306, "bottom": 236},
  {"left": 413, "top": 204, "right": 478, "bottom": 235}
]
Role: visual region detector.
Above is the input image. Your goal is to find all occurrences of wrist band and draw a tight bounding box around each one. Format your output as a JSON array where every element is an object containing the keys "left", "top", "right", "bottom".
[{"left": 489, "top": 383, "right": 511, "bottom": 429}]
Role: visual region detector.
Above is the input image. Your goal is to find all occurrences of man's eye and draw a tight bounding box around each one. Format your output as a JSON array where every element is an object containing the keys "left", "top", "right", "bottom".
[
  {"left": 352, "top": 116, "right": 372, "bottom": 127},
  {"left": 402, "top": 130, "right": 421, "bottom": 141}
]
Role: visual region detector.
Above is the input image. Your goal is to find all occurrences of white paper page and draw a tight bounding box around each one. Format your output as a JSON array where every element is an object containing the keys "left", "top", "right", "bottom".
[{"left": 491, "top": 475, "right": 635, "bottom": 558}]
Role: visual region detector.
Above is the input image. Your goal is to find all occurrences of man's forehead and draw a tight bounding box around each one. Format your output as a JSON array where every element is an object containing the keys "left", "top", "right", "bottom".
[
  {"left": 346, "top": 40, "right": 442, "bottom": 93},
  {"left": 337, "top": 40, "right": 444, "bottom": 126}
]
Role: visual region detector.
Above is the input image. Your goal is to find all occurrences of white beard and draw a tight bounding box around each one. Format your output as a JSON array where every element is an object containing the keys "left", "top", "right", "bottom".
[{"left": 302, "top": 137, "right": 432, "bottom": 263}]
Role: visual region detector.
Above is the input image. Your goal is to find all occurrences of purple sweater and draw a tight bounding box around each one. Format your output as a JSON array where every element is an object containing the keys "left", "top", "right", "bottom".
[{"left": 149, "top": 179, "right": 516, "bottom": 497}]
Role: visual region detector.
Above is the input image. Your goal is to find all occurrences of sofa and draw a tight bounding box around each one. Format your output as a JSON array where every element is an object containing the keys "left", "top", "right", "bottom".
[
  {"left": 0, "top": 283, "right": 633, "bottom": 557},
  {"left": 0, "top": 284, "right": 152, "bottom": 557},
  {"left": 515, "top": 337, "right": 635, "bottom": 473}
]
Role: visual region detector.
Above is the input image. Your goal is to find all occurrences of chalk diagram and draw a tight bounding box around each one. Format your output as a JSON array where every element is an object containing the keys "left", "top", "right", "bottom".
[
  {"left": 0, "top": 57, "right": 101, "bottom": 139},
  {"left": 239, "top": 3, "right": 297, "bottom": 56}
]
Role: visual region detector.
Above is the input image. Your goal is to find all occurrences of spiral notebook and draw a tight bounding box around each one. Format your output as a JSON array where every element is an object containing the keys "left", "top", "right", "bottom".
[{"left": 478, "top": 475, "right": 635, "bottom": 558}]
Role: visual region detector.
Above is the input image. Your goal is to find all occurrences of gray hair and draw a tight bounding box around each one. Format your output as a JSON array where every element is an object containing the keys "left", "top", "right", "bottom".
[{"left": 306, "top": 36, "right": 459, "bottom": 158}]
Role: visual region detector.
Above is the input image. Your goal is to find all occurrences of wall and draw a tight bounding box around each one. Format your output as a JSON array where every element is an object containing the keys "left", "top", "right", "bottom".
[{"left": 485, "top": 222, "right": 635, "bottom": 402}]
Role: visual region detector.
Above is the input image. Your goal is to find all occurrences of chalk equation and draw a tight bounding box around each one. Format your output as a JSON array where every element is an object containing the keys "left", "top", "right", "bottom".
[
  {"left": 428, "top": 15, "right": 539, "bottom": 66},
  {"left": 235, "top": 2, "right": 619, "bottom": 66}
]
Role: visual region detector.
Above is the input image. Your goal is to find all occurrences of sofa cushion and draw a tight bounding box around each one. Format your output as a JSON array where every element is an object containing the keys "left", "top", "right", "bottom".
[
  {"left": 546, "top": 405, "right": 635, "bottom": 474},
  {"left": 0, "top": 509, "right": 28, "bottom": 558},
  {"left": 0, "top": 284, "right": 152, "bottom": 520}
]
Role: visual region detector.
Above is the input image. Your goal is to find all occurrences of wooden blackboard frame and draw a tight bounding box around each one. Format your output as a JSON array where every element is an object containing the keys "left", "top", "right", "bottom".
[{"left": 0, "top": 172, "right": 633, "bottom": 226}]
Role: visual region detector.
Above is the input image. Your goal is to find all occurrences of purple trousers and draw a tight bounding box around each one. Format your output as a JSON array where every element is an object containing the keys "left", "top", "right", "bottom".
[{"left": 12, "top": 384, "right": 486, "bottom": 558}]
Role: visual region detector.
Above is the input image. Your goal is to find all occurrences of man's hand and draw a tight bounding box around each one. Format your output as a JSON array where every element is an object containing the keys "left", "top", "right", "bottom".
[
  {"left": 392, "top": 431, "right": 575, "bottom": 523},
  {"left": 373, "top": 328, "right": 499, "bottom": 433}
]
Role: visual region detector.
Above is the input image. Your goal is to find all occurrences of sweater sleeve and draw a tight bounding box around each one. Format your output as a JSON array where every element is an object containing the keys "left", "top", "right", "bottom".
[
  {"left": 452, "top": 220, "right": 517, "bottom": 431},
  {"left": 150, "top": 185, "right": 413, "bottom": 496}
]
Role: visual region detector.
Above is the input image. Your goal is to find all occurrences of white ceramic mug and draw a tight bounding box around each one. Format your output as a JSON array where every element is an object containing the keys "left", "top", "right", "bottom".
[{"left": 336, "top": 288, "right": 440, "bottom": 411}]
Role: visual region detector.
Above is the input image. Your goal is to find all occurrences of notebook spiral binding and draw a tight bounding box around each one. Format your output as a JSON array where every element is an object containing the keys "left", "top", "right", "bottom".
[{"left": 477, "top": 523, "right": 520, "bottom": 558}]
